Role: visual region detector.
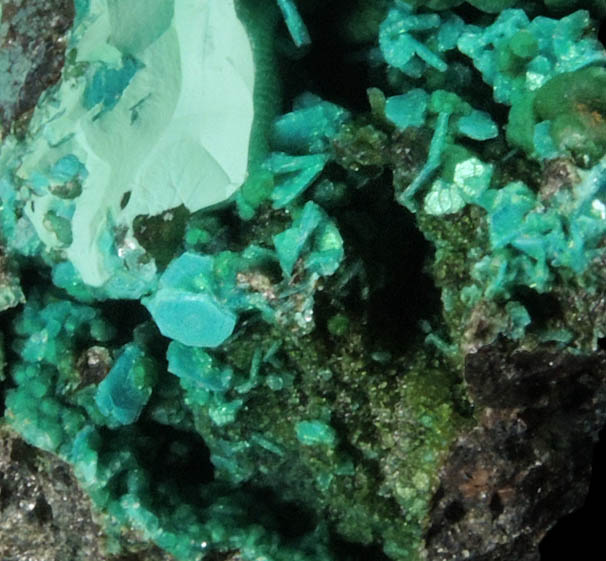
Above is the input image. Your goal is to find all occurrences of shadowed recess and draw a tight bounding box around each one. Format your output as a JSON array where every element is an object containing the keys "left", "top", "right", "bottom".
[
  {"left": 539, "top": 426, "right": 606, "bottom": 560},
  {"left": 331, "top": 172, "right": 441, "bottom": 350},
  {"left": 280, "top": 0, "right": 378, "bottom": 112},
  {"left": 329, "top": 534, "right": 392, "bottom": 561}
]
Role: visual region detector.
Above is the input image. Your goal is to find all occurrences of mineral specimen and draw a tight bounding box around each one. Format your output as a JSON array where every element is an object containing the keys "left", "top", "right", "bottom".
[{"left": 1, "top": 1, "right": 605, "bottom": 561}]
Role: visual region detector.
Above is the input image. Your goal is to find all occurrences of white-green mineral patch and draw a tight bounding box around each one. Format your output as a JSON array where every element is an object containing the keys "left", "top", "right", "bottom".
[{"left": 12, "top": 0, "right": 255, "bottom": 289}]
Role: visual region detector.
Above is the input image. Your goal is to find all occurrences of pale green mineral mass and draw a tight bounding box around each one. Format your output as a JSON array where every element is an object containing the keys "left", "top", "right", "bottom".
[{"left": 11, "top": 0, "right": 256, "bottom": 289}]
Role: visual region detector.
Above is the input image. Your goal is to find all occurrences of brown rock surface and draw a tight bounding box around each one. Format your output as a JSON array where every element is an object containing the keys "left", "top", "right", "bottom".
[{"left": 426, "top": 342, "right": 606, "bottom": 561}]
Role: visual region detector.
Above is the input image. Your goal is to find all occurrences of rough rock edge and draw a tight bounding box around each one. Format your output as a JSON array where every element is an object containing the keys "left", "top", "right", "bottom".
[
  {"left": 426, "top": 341, "right": 606, "bottom": 561},
  {"left": 0, "top": 0, "right": 74, "bottom": 136},
  {"left": 0, "top": 425, "right": 177, "bottom": 561}
]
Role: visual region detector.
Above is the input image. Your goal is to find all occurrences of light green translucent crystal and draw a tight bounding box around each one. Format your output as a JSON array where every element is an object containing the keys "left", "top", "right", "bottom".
[
  {"left": 276, "top": 0, "right": 311, "bottom": 47},
  {"left": 385, "top": 89, "right": 429, "bottom": 130},
  {"left": 295, "top": 420, "right": 338, "bottom": 447},
  {"left": 456, "top": 110, "right": 498, "bottom": 140},
  {"left": 273, "top": 201, "right": 344, "bottom": 276},
  {"left": 95, "top": 343, "right": 156, "bottom": 426},
  {"left": 268, "top": 94, "right": 350, "bottom": 208},
  {"left": 424, "top": 157, "right": 493, "bottom": 215},
  {"left": 13, "top": 0, "right": 255, "bottom": 288},
  {"left": 379, "top": 3, "right": 448, "bottom": 75},
  {"left": 167, "top": 341, "right": 233, "bottom": 392},
  {"left": 143, "top": 253, "right": 238, "bottom": 348}
]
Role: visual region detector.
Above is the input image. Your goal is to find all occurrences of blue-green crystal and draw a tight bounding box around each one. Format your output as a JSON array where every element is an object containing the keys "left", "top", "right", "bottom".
[
  {"left": 143, "top": 254, "right": 238, "bottom": 348},
  {"left": 95, "top": 344, "right": 155, "bottom": 426},
  {"left": 295, "top": 420, "right": 338, "bottom": 447}
]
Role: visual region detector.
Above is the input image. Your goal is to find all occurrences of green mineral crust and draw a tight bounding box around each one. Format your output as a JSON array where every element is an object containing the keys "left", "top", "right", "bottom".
[{"left": 1, "top": 1, "right": 606, "bottom": 561}]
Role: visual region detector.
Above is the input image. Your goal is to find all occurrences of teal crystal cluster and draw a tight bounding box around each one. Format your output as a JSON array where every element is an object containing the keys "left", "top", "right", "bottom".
[{"left": 1, "top": 1, "right": 606, "bottom": 561}]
